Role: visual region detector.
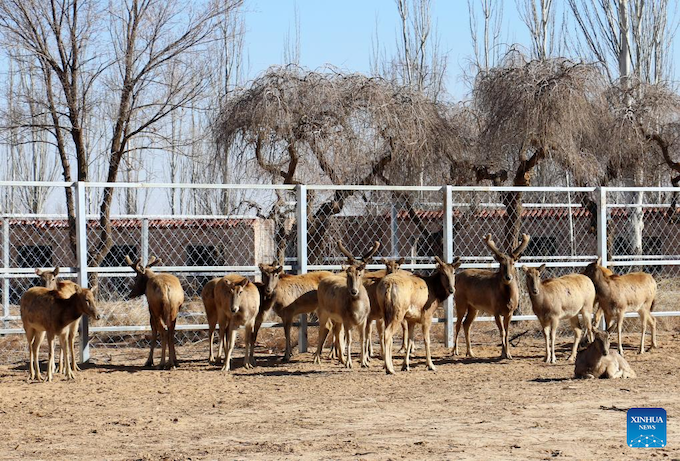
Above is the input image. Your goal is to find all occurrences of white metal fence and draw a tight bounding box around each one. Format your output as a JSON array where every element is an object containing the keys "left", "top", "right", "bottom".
[{"left": 2, "top": 181, "right": 680, "bottom": 364}]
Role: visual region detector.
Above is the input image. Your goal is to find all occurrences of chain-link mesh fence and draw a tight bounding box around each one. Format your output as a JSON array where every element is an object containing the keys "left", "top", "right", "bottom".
[{"left": 2, "top": 183, "right": 679, "bottom": 364}]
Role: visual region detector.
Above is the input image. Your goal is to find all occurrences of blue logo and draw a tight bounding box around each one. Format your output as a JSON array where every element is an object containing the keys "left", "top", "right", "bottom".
[{"left": 627, "top": 408, "right": 667, "bottom": 448}]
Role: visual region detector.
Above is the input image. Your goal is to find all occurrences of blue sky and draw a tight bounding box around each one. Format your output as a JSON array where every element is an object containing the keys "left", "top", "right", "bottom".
[
  {"left": 242, "top": 1, "right": 679, "bottom": 100},
  {"left": 242, "top": 1, "right": 532, "bottom": 100}
]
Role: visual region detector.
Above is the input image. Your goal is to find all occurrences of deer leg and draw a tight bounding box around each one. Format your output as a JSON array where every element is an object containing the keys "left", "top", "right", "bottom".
[
  {"left": 402, "top": 322, "right": 415, "bottom": 371},
  {"left": 216, "top": 316, "right": 227, "bottom": 368},
  {"left": 360, "top": 320, "right": 369, "bottom": 368},
  {"left": 145, "top": 315, "right": 157, "bottom": 368},
  {"left": 581, "top": 306, "right": 594, "bottom": 343},
  {"left": 383, "top": 319, "right": 398, "bottom": 375},
  {"left": 616, "top": 314, "right": 624, "bottom": 356},
  {"left": 377, "top": 319, "right": 385, "bottom": 360},
  {"left": 243, "top": 325, "right": 253, "bottom": 369},
  {"left": 46, "top": 333, "right": 56, "bottom": 382},
  {"left": 567, "top": 316, "right": 582, "bottom": 363},
  {"left": 25, "top": 328, "right": 37, "bottom": 381},
  {"left": 208, "top": 319, "right": 216, "bottom": 364},
  {"left": 502, "top": 314, "right": 513, "bottom": 359},
  {"left": 168, "top": 319, "right": 178, "bottom": 369},
  {"left": 639, "top": 309, "right": 650, "bottom": 354},
  {"left": 462, "top": 308, "right": 478, "bottom": 358},
  {"left": 542, "top": 323, "right": 551, "bottom": 363},
  {"left": 70, "top": 323, "right": 80, "bottom": 372},
  {"left": 313, "top": 314, "right": 330, "bottom": 365},
  {"left": 367, "top": 321, "right": 374, "bottom": 359},
  {"left": 282, "top": 317, "right": 293, "bottom": 362},
  {"left": 494, "top": 314, "right": 507, "bottom": 359},
  {"left": 398, "top": 320, "right": 409, "bottom": 353},
  {"left": 423, "top": 317, "right": 436, "bottom": 371},
  {"left": 345, "top": 325, "right": 353, "bottom": 369},
  {"left": 59, "top": 332, "right": 74, "bottom": 380},
  {"left": 453, "top": 307, "right": 465, "bottom": 356},
  {"left": 549, "top": 318, "right": 559, "bottom": 364},
  {"left": 650, "top": 306, "right": 658, "bottom": 349},
  {"left": 222, "top": 323, "right": 237, "bottom": 372}
]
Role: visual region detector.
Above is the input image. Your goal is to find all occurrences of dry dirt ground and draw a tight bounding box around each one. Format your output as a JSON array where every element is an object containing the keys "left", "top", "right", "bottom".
[{"left": 1, "top": 330, "right": 679, "bottom": 461}]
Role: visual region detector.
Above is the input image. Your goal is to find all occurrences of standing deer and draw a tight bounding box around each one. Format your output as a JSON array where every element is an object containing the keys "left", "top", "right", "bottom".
[
  {"left": 314, "top": 263, "right": 371, "bottom": 369},
  {"left": 522, "top": 265, "right": 595, "bottom": 363},
  {"left": 20, "top": 285, "right": 100, "bottom": 382},
  {"left": 378, "top": 256, "right": 461, "bottom": 374},
  {"left": 254, "top": 264, "right": 333, "bottom": 362},
  {"left": 35, "top": 267, "right": 79, "bottom": 374},
  {"left": 214, "top": 275, "right": 260, "bottom": 371},
  {"left": 582, "top": 258, "right": 657, "bottom": 355},
  {"left": 125, "top": 256, "right": 184, "bottom": 369},
  {"left": 337, "top": 241, "right": 403, "bottom": 360},
  {"left": 453, "top": 234, "right": 530, "bottom": 359}
]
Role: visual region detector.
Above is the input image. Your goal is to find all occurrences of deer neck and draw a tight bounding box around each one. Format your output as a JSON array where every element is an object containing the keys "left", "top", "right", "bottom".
[
  {"left": 423, "top": 272, "right": 450, "bottom": 303},
  {"left": 55, "top": 296, "right": 84, "bottom": 329}
]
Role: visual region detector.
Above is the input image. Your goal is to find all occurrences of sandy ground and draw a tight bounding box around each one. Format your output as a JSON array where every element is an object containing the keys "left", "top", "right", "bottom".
[{"left": 1, "top": 331, "right": 679, "bottom": 461}]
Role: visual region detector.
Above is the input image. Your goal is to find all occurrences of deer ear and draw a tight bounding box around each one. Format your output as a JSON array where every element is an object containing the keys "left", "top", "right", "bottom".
[
  {"left": 596, "top": 256, "right": 602, "bottom": 266},
  {"left": 451, "top": 256, "right": 462, "bottom": 269},
  {"left": 538, "top": 264, "right": 546, "bottom": 273},
  {"left": 53, "top": 267, "right": 60, "bottom": 276},
  {"left": 237, "top": 278, "right": 249, "bottom": 288},
  {"left": 398, "top": 257, "right": 405, "bottom": 265},
  {"left": 35, "top": 268, "right": 43, "bottom": 276},
  {"left": 521, "top": 265, "right": 529, "bottom": 273},
  {"left": 258, "top": 263, "right": 265, "bottom": 271},
  {"left": 276, "top": 266, "right": 284, "bottom": 274}
]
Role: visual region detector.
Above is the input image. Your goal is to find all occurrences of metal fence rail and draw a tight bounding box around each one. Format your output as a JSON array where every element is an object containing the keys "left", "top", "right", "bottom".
[{"left": 1, "top": 181, "right": 680, "bottom": 364}]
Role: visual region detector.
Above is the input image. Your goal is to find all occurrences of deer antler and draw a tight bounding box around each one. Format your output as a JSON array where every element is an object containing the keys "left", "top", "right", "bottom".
[
  {"left": 484, "top": 234, "right": 504, "bottom": 259},
  {"left": 146, "top": 256, "right": 162, "bottom": 268},
  {"left": 337, "top": 240, "right": 357, "bottom": 264},
  {"left": 361, "top": 241, "right": 381, "bottom": 262},
  {"left": 125, "top": 255, "right": 143, "bottom": 273},
  {"left": 511, "top": 234, "right": 531, "bottom": 259}
]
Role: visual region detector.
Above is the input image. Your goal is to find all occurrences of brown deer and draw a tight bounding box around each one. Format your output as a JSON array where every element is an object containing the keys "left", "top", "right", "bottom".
[
  {"left": 313, "top": 263, "right": 371, "bottom": 369},
  {"left": 582, "top": 258, "right": 657, "bottom": 355},
  {"left": 378, "top": 256, "right": 461, "bottom": 374},
  {"left": 453, "top": 234, "right": 530, "bottom": 359},
  {"left": 201, "top": 277, "right": 222, "bottom": 364},
  {"left": 337, "top": 241, "right": 402, "bottom": 360},
  {"left": 20, "top": 285, "right": 100, "bottom": 382},
  {"left": 125, "top": 256, "right": 184, "bottom": 369},
  {"left": 254, "top": 264, "right": 333, "bottom": 362},
  {"left": 214, "top": 275, "right": 260, "bottom": 371},
  {"left": 574, "top": 330, "right": 636, "bottom": 379},
  {"left": 35, "top": 267, "right": 79, "bottom": 374},
  {"left": 522, "top": 265, "right": 595, "bottom": 363}
]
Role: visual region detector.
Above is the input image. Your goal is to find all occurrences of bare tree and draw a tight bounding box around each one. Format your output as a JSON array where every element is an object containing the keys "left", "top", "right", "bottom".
[
  {"left": 215, "top": 66, "right": 461, "bottom": 262},
  {"left": 517, "top": 0, "right": 557, "bottom": 60},
  {"left": 472, "top": 52, "right": 606, "bottom": 250},
  {"left": 0, "top": 0, "right": 242, "bottom": 276},
  {"left": 468, "top": 0, "right": 505, "bottom": 72}
]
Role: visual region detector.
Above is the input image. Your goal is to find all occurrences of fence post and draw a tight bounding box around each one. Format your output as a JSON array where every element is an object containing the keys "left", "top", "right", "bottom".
[
  {"left": 141, "top": 218, "right": 149, "bottom": 263},
  {"left": 75, "top": 181, "right": 90, "bottom": 363},
  {"left": 2, "top": 218, "right": 9, "bottom": 329},
  {"left": 443, "top": 186, "right": 454, "bottom": 348},
  {"left": 296, "top": 185, "right": 308, "bottom": 353},
  {"left": 597, "top": 186, "right": 608, "bottom": 330}
]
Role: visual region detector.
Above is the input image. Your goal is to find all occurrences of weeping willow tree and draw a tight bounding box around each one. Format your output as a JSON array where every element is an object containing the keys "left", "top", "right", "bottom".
[
  {"left": 471, "top": 52, "right": 606, "bottom": 251},
  {"left": 214, "top": 66, "right": 463, "bottom": 263}
]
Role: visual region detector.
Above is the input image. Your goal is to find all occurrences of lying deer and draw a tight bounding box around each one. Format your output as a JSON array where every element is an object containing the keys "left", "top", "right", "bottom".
[
  {"left": 378, "top": 256, "right": 461, "bottom": 374},
  {"left": 35, "top": 267, "right": 79, "bottom": 374},
  {"left": 574, "top": 330, "right": 636, "bottom": 379},
  {"left": 20, "top": 285, "right": 100, "bottom": 382},
  {"left": 523, "top": 265, "right": 595, "bottom": 363},
  {"left": 126, "top": 256, "right": 184, "bottom": 369},
  {"left": 453, "top": 234, "right": 530, "bottom": 359},
  {"left": 582, "top": 258, "right": 657, "bottom": 355}
]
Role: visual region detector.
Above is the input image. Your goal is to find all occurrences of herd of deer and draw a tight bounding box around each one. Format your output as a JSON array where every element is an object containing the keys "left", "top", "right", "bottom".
[{"left": 19, "top": 233, "right": 659, "bottom": 382}]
